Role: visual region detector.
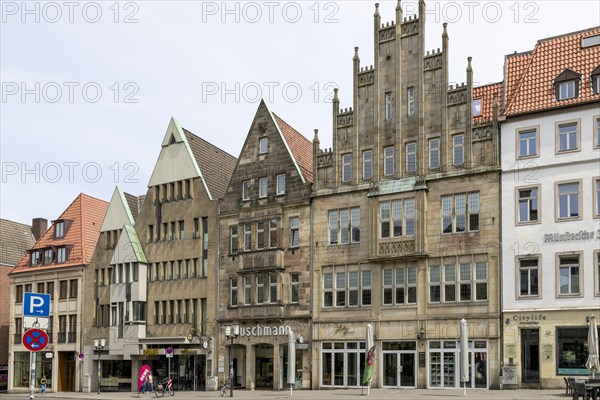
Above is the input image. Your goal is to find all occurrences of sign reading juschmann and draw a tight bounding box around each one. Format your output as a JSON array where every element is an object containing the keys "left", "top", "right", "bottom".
[
  {"left": 543, "top": 230, "right": 598, "bottom": 244},
  {"left": 239, "top": 324, "right": 291, "bottom": 337}
]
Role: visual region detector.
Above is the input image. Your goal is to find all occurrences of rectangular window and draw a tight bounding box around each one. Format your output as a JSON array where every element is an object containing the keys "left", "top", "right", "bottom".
[
  {"left": 44, "top": 249, "right": 54, "bottom": 265},
  {"left": 269, "top": 274, "right": 277, "bottom": 303},
  {"left": 256, "top": 275, "right": 264, "bottom": 304},
  {"left": 170, "top": 221, "right": 175, "bottom": 241},
  {"left": 459, "top": 263, "right": 472, "bottom": 301},
  {"left": 558, "top": 122, "right": 578, "bottom": 152},
  {"left": 472, "top": 98, "right": 482, "bottom": 116},
  {"left": 558, "top": 182, "right": 580, "bottom": 219},
  {"left": 430, "top": 265, "right": 441, "bottom": 303},
  {"left": 595, "top": 178, "right": 600, "bottom": 217},
  {"left": 290, "top": 217, "right": 299, "bottom": 247},
  {"left": 559, "top": 81, "right": 575, "bottom": 100},
  {"left": 328, "top": 211, "right": 338, "bottom": 245},
  {"left": 148, "top": 225, "right": 154, "bottom": 243},
  {"left": 559, "top": 255, "right": 580, "bottom": 296},
  {"left": 30, "top": 251, "right": 41, "bottom": 266},
  {"left": 259, "top": 177, "right": 268, "bottom": 198},
  {"left": 429, "top": 138, "right": 440, "bottom": 169},
  {"left": 177, "top": 181, "right": 183, "bottom": 200},
  {"left": 406, "top": 142, "right": 416, "bottom": 173},
  {"left": 230, "top": 226, "right": 238, "bottom": 254},
  {"left": 475, "top": 262, "right": 488, "bottom": 300},
  {"left": 341, "top": 154, "right": 352, "bottom": 183},
  {"left": 441, "top": 192, "right": 480, "bottom": 234},
  {"left": 518, "top": 129, "right": 538, "bottom": 158},
  {"left": 193, "top": 217, "right": 200, "bottom": 239},
  {"left": 453, "top": 134, "right": 464, "bottom": 166},
  {"left": 16, "top": 285, "right": 23, "bottom": 303},
  {"left": 329, "top": 208, "right": 360, "bottom": 244},
  {"left": 596, "top": 117, "right": 600, "bottom": 148},
  {"left": 177, "top": 260, "right": 182, "bottom": 280},
  {"left": 383, "top": 266, "right": 416, "bottom": 305},
  {"left": 336, "top": 272, "right": 346, "bottom": 307},
  {"left": 242, "top": 180, "right": 251, "bottom": 201},
  {"left": 185, "top": 259, "right": 190, "bottom": 279},
  {"left": 179, "top": 220, "right": 185, "bottom": 240},
  {"left": 69, "top": 279, "right": 78, "bottom": 298},
  {"left": 54, "top": 221, "right": 64, "bottom": 238},
  {"left": 59, "top": 280, "right": 68, "bottom": 299},
  {"left": 595, "top": 251, "right": 600, "bottom": 296},
  {"left": 380, "top": 199, "right": 415, "bottom": 238},
  {"left": 323, "top": 273, "right": 333, "bottom": 307},
  {"left": 243, "top": 275, "right": 252, "bottom": 305},
  {"left": 384, "top": 146, "right": 394, "bottom": 176},
  {"left": 185, "top": 179, "right": 191, "bottom": 199},
  {"left": 340, "top": 209, "right": 349, "bottom": 244},
  {"left": 194, "top": 258, "right": 200, "bottom": 278},
  {"left": 57, "top": 247, "right": 67, "bottom": 263},
  {"left": 291, "top": 273, "right": 299, "bottom": 303},
  {"left": 385, "top": 92, "right": 393, "bottom": 121},
  {"left": 444, "top": 264, "right": 456, "bottom": 302},
  {"left": 519, "top": 258, "right": 539, "bottom": 297},
  {"left": 37, "top": 282, "right": 44, "bottom": 294},
  {"left": 518, "top": 187, "right": 539, "bottom": 223},
  {"left": 269, "top": 219, "right": 278, "bottom": 248},
  {"left": 407, "top": 87, "right": 414, "bottom": 116},
  {"left": 362, "top": 150, "right": 373, "bottom": 180},
  {"left": 348, "top": 271, "right": 359, "bottom": 307},
  {"left": 257, "top": 221, "right": 265, "bottom": 249},
  {"left": 230, "top": 279, "right": 238, "bottom": 307},
  {"left": 276, "top": 174, "right": 286, "bottom": 195},
  {"left": 361, "top": 270, "right": 372, "bottom": 306},
  {"left": 244, "top": 223, "right": 252, "bottom": 250},
  {"left": 351, "top": 208, "right": 360, "bottom": 243},
  {"left": 46, "top": 282, "right": 54, "bottom": 300},
  {"left": 259, "top": 137, "right": 268, "bottom": 154}
]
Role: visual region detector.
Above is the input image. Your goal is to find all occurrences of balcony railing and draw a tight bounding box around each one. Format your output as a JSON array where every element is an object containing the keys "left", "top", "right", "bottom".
[
  {"left": 241, "top": 249, "right": 284, "bottom": 271},
  {"left": 377, "top": 239, "right": 416, "bottom": 257},
  {"left": 58, "top": 332, "right": 66, "bottom": 343},
  {"left": 67, "top": 331, "right": 77, "bottom": 343},
  {"left": 14, "top": 333, "right": 21, "bottom": 344}
]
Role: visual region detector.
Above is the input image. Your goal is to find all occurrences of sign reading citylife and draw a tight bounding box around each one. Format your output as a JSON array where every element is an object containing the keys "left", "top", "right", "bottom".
[
  {"left": 239, "top": 324, "right": 291, "bottom": 337},
  {"left": 543, "top": 230, "right": 598, "bottom": 244}
]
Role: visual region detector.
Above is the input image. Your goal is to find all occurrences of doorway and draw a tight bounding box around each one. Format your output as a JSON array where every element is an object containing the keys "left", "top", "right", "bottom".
[
  {"left": 255, "top": 344, "right": 273, "bottom": 389},
  {"left": 521, "top": 329, "right": 539, "bottom": 384},
  {"left": 57, "top": 352, "right": 75, "bottom": 391}
]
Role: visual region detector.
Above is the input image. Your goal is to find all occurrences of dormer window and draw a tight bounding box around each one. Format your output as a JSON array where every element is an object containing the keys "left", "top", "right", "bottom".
[
  {"left": 30, "top": 251, "right": 41, "bottom": 266},
  {"left": 554, "top": 69, "right": 581, "bottom": 101},
  {"left": 591, "top": 65, "right": 600, "bottom": 95},
  {"left": 55, "top": 221, "right": 65, "bottom": 238},
  {"left": 44, "top": 248, "right": 54, "bottom": 265}
]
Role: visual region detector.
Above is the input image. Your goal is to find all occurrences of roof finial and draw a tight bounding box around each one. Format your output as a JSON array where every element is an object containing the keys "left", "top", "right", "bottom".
[
  {"left": 354, "top": 46, "right": 360, "bottom": 60},
  {"left": 443, "top": 22, "right": 448, "bottom": 37},
  {"left": 396, "top": 0, "right": 402, "bottom": 11},
  {"left": 467, "top": 56, "right": 472, "bottom": 71},
  {"left": 313, "top": 129, "right": 320, "bottom": 143},
  {"left": 374, "top": 3, "right": 380, "bottom": 16},
  {"left": 333, "top": 88, "right": 339, "bottom": 102}
]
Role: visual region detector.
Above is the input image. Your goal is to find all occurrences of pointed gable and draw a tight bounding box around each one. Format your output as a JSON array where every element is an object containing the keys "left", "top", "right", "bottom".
[
  {"left": 110, "top": 225, "right": 147, "bottom": 264},
  {"left": 272, "top": 113, "right": 314, "bottom": 183},
  {"left": 100, "top": 187, "right": 135, "bottom": 232},
  {"left": 11, "top": 193, "right": 108, "bottom": 274}
]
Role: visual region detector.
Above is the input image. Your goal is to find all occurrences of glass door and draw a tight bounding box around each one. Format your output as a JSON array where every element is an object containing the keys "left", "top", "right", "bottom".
[
  {"left": 400, "top": 353, "right": 416, "bottom": 387},
  {"left": 521, "top": 329, "right": 539, "bottom": 383},
  {"left": 383, "top": 353, "right": 398, "bottom": 386}
]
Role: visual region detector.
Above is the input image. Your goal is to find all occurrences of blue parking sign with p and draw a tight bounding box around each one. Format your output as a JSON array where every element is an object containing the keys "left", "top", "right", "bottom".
[{"left": 23, "top": 292, "right": 50, "bottom": 317}]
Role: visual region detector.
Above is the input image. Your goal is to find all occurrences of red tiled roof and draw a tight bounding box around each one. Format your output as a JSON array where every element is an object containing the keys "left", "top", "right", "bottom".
[
  {"left": 11, "top": 193, "right": 108, "bottom": 274},
  {"left": 473, "top": 82, "right": 501, "bottom": 124},
  {"left": 272, "top": 113, "right": 314, "bottom": 183},
  {"left": 504, "top": 27, "right": 600, "bottom": 116}
]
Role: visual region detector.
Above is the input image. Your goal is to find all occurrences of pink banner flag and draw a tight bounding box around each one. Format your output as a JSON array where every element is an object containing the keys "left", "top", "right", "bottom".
[{"left": 138, "top": 364, "right": 151, "bottom": 391}]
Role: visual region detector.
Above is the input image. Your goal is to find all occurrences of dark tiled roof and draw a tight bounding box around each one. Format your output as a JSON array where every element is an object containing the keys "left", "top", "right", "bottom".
[
  {"left": 124, "top": 192, "right": 139, "bottom": 222},
  {"left": 504, "top": 27, "right": 600, "bottom": 115},
  {"left": 473, "top": 83, "right": 501, "bottom": 124},
  {"left": 183, "top": 129, "right": 237, "bottom": 199},
  {"left": 0, "top": 219, "right": 35, "bottom": 267},
  {"left": 11, "top": 193, "right": 108, "bottom": 274},
  {"left": 272, "top": 113, "right": 314, "bottom": 183}
]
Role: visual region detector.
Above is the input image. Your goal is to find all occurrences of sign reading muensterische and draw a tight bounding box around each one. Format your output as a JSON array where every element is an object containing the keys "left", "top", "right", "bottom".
[{"left": 543, "top": 230, "right": 598, "bottom": 244}]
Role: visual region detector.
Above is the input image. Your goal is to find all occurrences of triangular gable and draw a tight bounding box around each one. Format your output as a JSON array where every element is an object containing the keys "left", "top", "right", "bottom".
[
  {"left": 591, "top": 64, "right": 600, "bottom": 76},
  {"left": 272, "top": 112, "right": 313, "bottom": 183},
  {"left": 110, "top": 225, "right": 147, "bottom": 264},
  {"left": 148, "top": 117, "right": 213, "bottom": 199},
  {"left": 100, "top": 187, "right": 135, "bottom": 232},
  {"left": 554, "top": 68, "right": 581, "bottom": 83}
]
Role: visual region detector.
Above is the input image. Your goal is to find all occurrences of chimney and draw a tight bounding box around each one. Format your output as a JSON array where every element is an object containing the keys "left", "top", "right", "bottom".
[{"left": 32, "top": 218, "right": 48, "bottom": 241}]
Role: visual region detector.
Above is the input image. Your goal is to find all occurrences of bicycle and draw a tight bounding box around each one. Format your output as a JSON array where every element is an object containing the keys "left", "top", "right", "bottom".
[
  {"left": 154, "top": 377, "right": 174, "bottom": 397},
  {"left": 220, "top": 379, "right": 231, "bottom": 397}
]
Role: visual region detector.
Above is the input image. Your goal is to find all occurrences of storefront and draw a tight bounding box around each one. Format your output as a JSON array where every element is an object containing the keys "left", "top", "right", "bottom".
[
  {"left": 321, "top": 341, "right": 366, "bottom": 387},
  {"left": 221, "top": 321, "right": 310, "bottom": 391},
  {"left": 427, "top": 340, "right": 488, "bottom": 389},
  {"left": 12, "top": 351, "right": 53, "bottom": 390},
  {"left": 98, "top": 360, "right": 131, "bottom": 392},
  {"left": 503, "top": 310, "right": 600, "bottom": 388},
  {"left": 382, "top": 341, "right": 417, "bottom": 388}
]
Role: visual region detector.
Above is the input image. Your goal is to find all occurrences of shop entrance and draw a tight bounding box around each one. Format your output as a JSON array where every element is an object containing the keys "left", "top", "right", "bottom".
[
  {"left": 254, "top": 344, "right": 273, "bottom": 389},
  {"left": 521, "top": 329, "right": 539, "bottom": 383},
  {"left": 382, "top": 342, "right": 416, "bottom": 388},
  {"left": 279, "top": 345, "right": 302, "bottom": 389},
  {"left": 57, "top": 352, "right": 75, "bottom": 391}
]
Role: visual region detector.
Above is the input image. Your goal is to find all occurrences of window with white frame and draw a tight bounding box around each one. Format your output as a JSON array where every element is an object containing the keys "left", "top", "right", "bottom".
[
  {"left": 30, "top": 251, "right": 41, "bottom": 266},
  {"left": 230, "top": 226, "right": 238, "bottom": 254},
  {"left": 242, "top": 180, "right": 251, "bottom": 200},
  {"left": 290, "top": 217, "right": 299, "bottom": 247},
  {"left": 257, "top": 221, "right": 265, "bottom": 249},
  {"left": 558, "top": 254, "right": 581, "bottom": 296},
  {"left": 406, "top": 142, "right": 416, "bottom": 173},
  {"left": 342, "top": 153, "right": 352, "bottom": 182},
  {"left": 518, "top": 187, "right": 539, "bottom": 223},
  {"left": 276, "top": 174, "right": 286, "bottom": 195},
  {"left": 430, "top": 265, "right": 441, "bottom": 303},
  {"left": 259, "top": 137, "right": 268, "bottom": 154},
  {"left": 382, "top": 266, "right": 417, "bottom": 305},
  {"left": 323, "top": 268, "right": 371, "bottom": 308},
  {"left": 362, "top": 150, "right": 373, "bottom": 180},
  {"left": 291, "top": 273, "right": 299, "bottom": 303},
  {"left": 244, "top": 223, "right": 252, "bottom": 250},
  {"left": 557, "top": 182, "right": 580, "bottom": 220},
  {"left": 429, "top": 262, "right": 486, "bottom": 303},
  {"left": 441, "top": 192, "right": 480, "bottom": 234},
  {"left": 55, "top": 221, "right": 65, "bottom": 238},
  {"left": 328, "top": 207, "right": 360, "bottom": 244},
  {"left": 269, "top": 219, "right": 278, "bottom": 247},
  {"left": 379, "top": 199, "right": 415, "bottom": 238},
  {"left": 57, "top": 247, "right": 67, "bottom": 263},
  {"left": 407, "top": 87, "right": 415, "bottom": 116},
  {"left": 558, "top": 81, "right": 575, "bottom": 100},
  {"left": 519, "top": 258, "right": 540, "bottom": 297},
  {"left": 269, "top": 274, "right": 277, "bottom": 303},
  {"left": 453, "top": 134, "right": 464, "bottom": 166},
  {"left": 256, "top": 275, "right": 264, "bottom": 304},
  {"left": 230, "top": 278, "right": 238, "bottom": 307},
  {"left": 44, "top": 248, "right": 53, "bottom": 265},
  {"left": 429, "top": 138, "right": 440, "bottom": 169},
  {"left": 557, "top": 122, "right": 578, "bottom": 152},
  {"left": 243, "top": 275, "right": 251, "bottom": 305},
  {"left": 444, "top": 264, "right": 456, "bottom": 302},
  {"left": 459, "top": 263, "right": 472, "bottom": 301},
  {"left": 385, "top": 92, "right": 393, "bottom": 121},
  {"left": 595, "top": 178, "right": 600, "bottom": 217},
  {"left": 259, "top": 177, "right": 268, "bottom": 198},
  {"left": 518, "top": 129, "right": 538, "bottom": 158},
  {"left": 384, "top": 146, "right": 394, "bottom": 176},
  {"left": 596, "top": 117, "right": 600, "bottom": 147}
]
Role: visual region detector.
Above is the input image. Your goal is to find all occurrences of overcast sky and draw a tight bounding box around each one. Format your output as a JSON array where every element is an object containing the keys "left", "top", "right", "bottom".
[{"left": 1, "top": 0, "right": 599, "bottom": 225}]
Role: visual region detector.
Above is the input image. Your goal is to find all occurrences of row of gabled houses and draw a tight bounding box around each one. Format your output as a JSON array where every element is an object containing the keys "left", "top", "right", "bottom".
[{"left": 3, "top": 2, "right": 599, "bottom": 394}]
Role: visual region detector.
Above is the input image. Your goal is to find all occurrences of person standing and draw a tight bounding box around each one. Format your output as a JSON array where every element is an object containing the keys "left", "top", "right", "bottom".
[
  {"left": 40, "top": 376, "right": 47, "bottom": 395},
  {"left": 147, "top": 373, "right": 154, "bottom": 393}
]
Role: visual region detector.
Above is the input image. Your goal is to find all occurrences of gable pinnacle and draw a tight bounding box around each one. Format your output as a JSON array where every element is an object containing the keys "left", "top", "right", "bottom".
[
  {"left": 374, "top": 3, "right": 380, "bottom": 16},
  {"left": 354, "top": 46, "right": 359, "bottom": 60}
]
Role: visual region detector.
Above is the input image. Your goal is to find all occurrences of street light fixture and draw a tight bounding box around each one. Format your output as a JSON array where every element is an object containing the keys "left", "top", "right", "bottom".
[
  {"left": 224, "top": 323, "right": 239, "bottom": 397},
  {"left": 93, "top": 338, "right": 106, "bottom": 394}
]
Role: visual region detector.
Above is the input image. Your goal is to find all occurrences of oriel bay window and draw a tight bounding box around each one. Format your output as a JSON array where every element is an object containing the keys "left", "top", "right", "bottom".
[
  {"left": 441, "top": 192, "right": 480, "bottom": 234},
  {"left": 380, "top": 199, "right": 415, "bottom": 238}
]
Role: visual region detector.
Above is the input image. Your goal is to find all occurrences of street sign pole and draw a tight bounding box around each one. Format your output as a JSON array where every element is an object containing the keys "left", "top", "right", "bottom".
[{"left": 29, "top": 351, "right": 36, "bottom": 400}]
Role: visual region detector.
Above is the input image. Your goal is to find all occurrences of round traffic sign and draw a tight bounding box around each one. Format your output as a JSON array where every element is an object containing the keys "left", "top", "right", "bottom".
[{"left": 22, "top": 328, "right": 49, "bottom": 352}]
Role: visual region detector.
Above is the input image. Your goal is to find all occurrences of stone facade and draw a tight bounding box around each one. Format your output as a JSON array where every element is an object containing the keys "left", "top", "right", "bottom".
[{"left": 312, "top": 1, "right": 500, "bottom": 390}]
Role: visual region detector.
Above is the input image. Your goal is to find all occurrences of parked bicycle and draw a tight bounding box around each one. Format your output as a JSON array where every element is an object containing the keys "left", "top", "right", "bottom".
[
  {"left": 220, "top": 379, "right": 231, "bottom": 397},
  {"left": 154, "top": 377, "right": 174, "bottom": 397}
]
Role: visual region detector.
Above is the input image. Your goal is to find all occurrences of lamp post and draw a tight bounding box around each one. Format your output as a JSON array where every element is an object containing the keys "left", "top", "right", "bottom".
[
  {"left": 224, "top": 323, "right": 239, "bottom": 397},
  {"left": 93, "top": 338, "right": 106, "bottom": 394}
]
